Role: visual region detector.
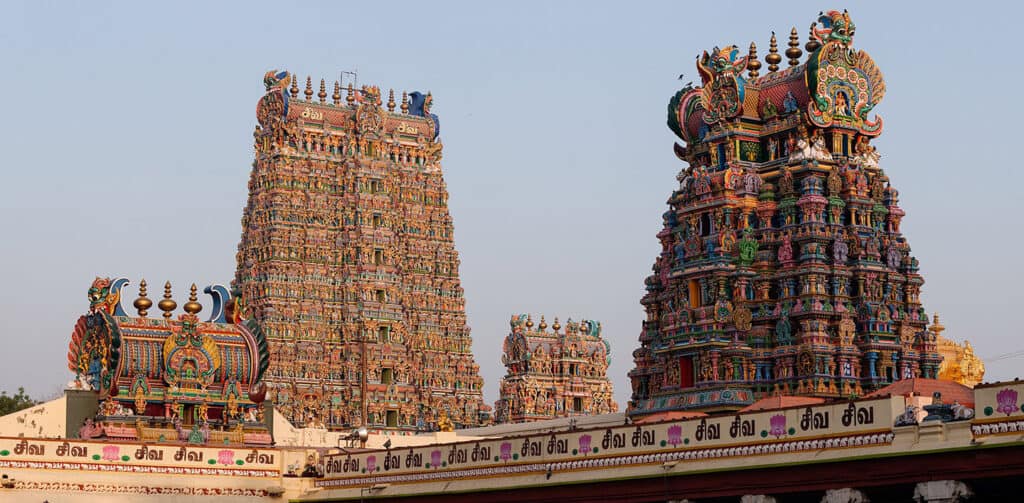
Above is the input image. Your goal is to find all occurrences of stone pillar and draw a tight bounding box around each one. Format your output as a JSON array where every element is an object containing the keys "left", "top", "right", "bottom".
[
  {"left": 741, "top": 495, "right": 777, "bottom": 503},
  {"left": 821, "top": 488, "right": 869, "bottom": 503},
  {"left": 913, "top": 480, "right": 972, "bottom": 502}
]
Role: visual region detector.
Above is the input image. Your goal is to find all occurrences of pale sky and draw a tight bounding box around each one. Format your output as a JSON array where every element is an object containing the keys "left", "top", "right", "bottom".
[{"left": 1, "top": 1, "right": 1022, "bottom": 407}]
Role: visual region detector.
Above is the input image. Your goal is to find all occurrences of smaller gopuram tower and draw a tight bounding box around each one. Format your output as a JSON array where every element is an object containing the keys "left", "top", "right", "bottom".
[
  {"left": 629, "top": 10, "right": 944, "bottom": 416},
  {"left": 494, "top": 315, "right": 617, "bottom": 424}
]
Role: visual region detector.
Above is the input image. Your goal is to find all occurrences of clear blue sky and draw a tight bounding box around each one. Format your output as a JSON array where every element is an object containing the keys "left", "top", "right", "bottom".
[{"left": 1, "top": 1, "right": 1021, "bottom": 406}]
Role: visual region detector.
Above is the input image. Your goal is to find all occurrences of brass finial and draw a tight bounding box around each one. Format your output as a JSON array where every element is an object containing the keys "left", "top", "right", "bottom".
[
  {"left": 552, "top": 317, "right": 561, "bottom": 333},
  {"left": 158, "top": 281, "right": 177, "bottom": 319},
  {"left": 332, "top": 81, "right": 341, "bottom": 105},
  {"left": 805, "top": 23, "right": 821, "bottom": 53},
  {"left": 931, "top": 313, "right": 945, "bottom": 336},
  {"left": 747, "top": 42, "right": 761, "bottom": 78},
  {"left": 183, "top": 283, "right": 202, "bottom": 315},
  {"left": 304, "top": 76, "right": 313, "bottom": 101},
  {"left": 387, "top": 89, "right": 395, "bottom": 112},
  {"left": 539, "top": 315, "right": 547, "bottom": 331},
  {"left": 133, "top": 279, "right": 153, "bottom": 317},
  {"left": 525, "top": 314, "right": 534, "bottom": 329},
  {"left": 289, "top": 73, "right": 299, "bottom": 98},
  {"left": 346, "top": 83, "right": 355, "bottom": 104},
  {"left": 766, "top": 32, "right": 782, "bottom": 72},
  {"left": 786, "top": 27, "right": 802, "bottom": 66},
  {"left": 318, "top": 79, "right": 327, "bottom": 103},
  {"left": 400, "top": 91, "right": 409, "bottom": 114}
]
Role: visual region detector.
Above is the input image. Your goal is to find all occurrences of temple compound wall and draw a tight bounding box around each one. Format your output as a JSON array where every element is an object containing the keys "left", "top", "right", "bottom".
[
  {"left": 628, "top": 10, "right": 978, "bottom": 415},
  {"left": 494, "top": 315, "right": 617, "bottom": 423},
  {"left": 236, "top": 72, "right": 485, "bottom": 430}
]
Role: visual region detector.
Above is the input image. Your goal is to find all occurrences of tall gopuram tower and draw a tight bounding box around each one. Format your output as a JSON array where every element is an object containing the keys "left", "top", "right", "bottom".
[
  {"left": 236, "top": 71, "right": 485, "bottom": 429},
  {"left": 494, "top": 315, "right": 618, "bottom": 424},
  {"left": 628, "top": 11, "right": 943, "bottom": 416}
]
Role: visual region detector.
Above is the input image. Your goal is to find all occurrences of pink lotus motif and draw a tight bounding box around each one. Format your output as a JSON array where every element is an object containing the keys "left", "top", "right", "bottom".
[
  {"left": 366, "top": 455, "right": 376, "bottom": 473},
  {"left": 218, "top": 450, "right": 235, "bottom": 466},
  {"left": 667, "top": 425, "right": 682, "bottom": 447},
  {"left": 769, "top": 414, "right": 787, "bottom": 437},
  {"left": 500, "top": 442, "right": 512, "bottom": 462},
  {"left": 578, "top": 434, "right": 592, "bottom": 454},
  {"left": 997, "top": 388, "right": 1019, "bottom": 416},
  {"left": 101, "top": 445, "right": 120, "bottom": 461},
  {"left": 430, "top": 450, "right": 442, "bottom": 468}
]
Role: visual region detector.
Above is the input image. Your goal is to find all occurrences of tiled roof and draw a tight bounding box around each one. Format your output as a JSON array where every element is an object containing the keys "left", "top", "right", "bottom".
[
  {"left": 865, "top": 378, "right": 975, "bottom": 407},
  {"left": 739, "top": 395, "right": 826, "bottom": 412}
]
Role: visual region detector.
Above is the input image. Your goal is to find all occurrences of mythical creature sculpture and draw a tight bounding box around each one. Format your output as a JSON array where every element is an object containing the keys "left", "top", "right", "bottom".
[{"left": 697, "top": 45, "right": 748, "bottom": 124}]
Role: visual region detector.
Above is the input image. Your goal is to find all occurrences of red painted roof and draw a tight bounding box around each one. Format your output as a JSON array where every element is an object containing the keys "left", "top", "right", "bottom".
[
  {"left": 739, "top": 396, "right": 826, "bottom": 412},
  {"left": 632, "top": 410, "right": 708, "bottom": 425},
  {"left": 865, "top": 378, "right": 974, "bottom": 408}
]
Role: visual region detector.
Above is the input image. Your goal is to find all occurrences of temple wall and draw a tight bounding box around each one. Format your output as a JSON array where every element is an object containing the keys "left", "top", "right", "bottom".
[{"left": 0, "top": 395, "right": 66, "bottom": 439}]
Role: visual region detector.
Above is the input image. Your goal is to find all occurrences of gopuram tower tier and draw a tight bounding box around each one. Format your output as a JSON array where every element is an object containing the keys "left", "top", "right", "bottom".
[
  {"left": 629, "top": 11, "right": 943, "bottom": 415},
  {"left": 236, "top": 71, "right": 485, "bottom": 429}
]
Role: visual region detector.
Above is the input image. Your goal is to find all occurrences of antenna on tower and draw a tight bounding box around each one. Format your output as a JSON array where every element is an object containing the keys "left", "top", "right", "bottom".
[{"left": 340, "top": 70, "right": 358, "bottom": 89}]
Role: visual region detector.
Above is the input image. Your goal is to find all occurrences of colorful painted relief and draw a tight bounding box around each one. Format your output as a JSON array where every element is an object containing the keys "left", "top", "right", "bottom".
[
  {"left": 241, "top": 72, "right": 485, "bottom": 429},
  {"left": 494, "top": 315, "right": 617, "bottom": 423},
  {"left": 634, "top": 10, "right": 952, "bottom": 416}
]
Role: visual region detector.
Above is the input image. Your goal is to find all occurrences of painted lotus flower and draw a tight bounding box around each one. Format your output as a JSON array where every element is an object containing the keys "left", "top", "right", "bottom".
[
  {"left": 500, "top": 442, "right": 512, "bottom": 462},
  {"left": 667, "top": 425, "right": 682, "bottom": 446},
  {"left": 997, "top": 388, "right": 1019, "bottom": 416},
  {"left": 218, "top": 450, "right": 235, "bottom": 466},
  {"left": 366, "top": 455, "right": 376, "bottom": 473},
  {"left": 430, "top": 450, "right": 442, "bottom": 467},
  {"left": 578, "top": 434, "right": 592, "bottom": 454},
  {"left": 101, "top": 445, "right": 120, "bottom": 461},
  {"left": 770, "top": 414, "right": 787, "bottom": 437}
]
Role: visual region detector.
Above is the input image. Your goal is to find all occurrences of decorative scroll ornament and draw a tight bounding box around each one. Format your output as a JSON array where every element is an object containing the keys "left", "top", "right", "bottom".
[
  {"left": 805, "top": 11, "right": 885, "bottom": 135},
  {"left": 68, "top": 278, "right": 124, "bottom": 397},
  {"left": 257, "top": 70, "right": 290, "bottom": 128},
  {"left": 697, "top": 45, "right": 748, "bottom": 124},
  {"left": 163, "top": 313, "right": 222, "bottom": 391}
]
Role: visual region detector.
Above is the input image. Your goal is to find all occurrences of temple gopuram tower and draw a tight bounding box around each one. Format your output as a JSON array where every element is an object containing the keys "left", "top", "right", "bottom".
[
  {"left": 629, "top": 11, "right": 944, "bottom": 415},
  {"left": 494, "top": 315, "right": 617, "bottom": 424},
  {"left": 236, "top": 71, "right": 485, "bottom": 429}
]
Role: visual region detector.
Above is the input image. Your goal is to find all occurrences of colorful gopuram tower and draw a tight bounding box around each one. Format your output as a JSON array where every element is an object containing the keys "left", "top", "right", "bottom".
[
  {"left": 494, "top": 315, "right": 617, "bottom": 424},
  {"left": 628, "top": 11, "right": 944, "bottom": 415},
  {"left": 236, "top": 71, "right": 485, "bottom": 429}
]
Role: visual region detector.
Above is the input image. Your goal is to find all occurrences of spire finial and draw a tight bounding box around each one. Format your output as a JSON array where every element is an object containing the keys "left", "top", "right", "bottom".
[
  {"left": 133, "top": 279, "right": 153, "bottom": 317},
  {"left": 346, "top": 82, "right": 355, "bottom": 104},
  {"left": 304, "top": 76, "right": 313, "bottom": 101},
  {"left": 539, "top": 315, "right": 547, "bottom": 331},
  {"left": 747, "top": 41, "right": 761, "bottom": 78},
  {"left": 332, "top": 81, "right": 341, "bottom": 105},
  {"left": 400, "top": 91, "right": 409, "bottom": 114},
  {"left": 786, "top": 27, "right": 803, "bottom": 66},
  {"left": 552, "top": 317, "right": 561, "bottom": 333},
  {"left": 318, "top": 78, "right": 327, "bottom": 103},
  {"left": 290, "top": 73, "right": 299, "bottom": 98},
  {"left": 766, "top": 32, "right": 782, "bottom": 72},
  {"left": 387, "top": 89, "right": 395, "bottom": 112},
  {"left": 183, "top": 283, "right": 202, "bottom": 315},
  {"left": 525, "top": 314, "right": 534, "bottom": 329},
  {"left": 158, "top": 281, "right": 177, "bottom": 319},
  {"left": 805, "top": 23, "right": 821, "bottom": 53}
]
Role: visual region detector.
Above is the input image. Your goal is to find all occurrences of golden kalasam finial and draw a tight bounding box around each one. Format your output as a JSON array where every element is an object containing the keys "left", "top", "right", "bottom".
[
  {"left": 401, "top": 91, "right": 409, "bottom": 114},
  {"left": 931, "top": 313, "right": 945, "bottom": 336},
  {"left": 290, "top": 72, "right": 299, "bottom": 98},
  {"left": 158, "top": 281, "right": 177, "bottom": 319},
  {"left": 183, "top": 283, "right": 202, "bottom": 315},
  {"left": 539, "top": 315, "right": 547, "bottom": 331},
  {"left": 133, "top": 279, "right": 153, "bottom": 317},
  {"left": 525, "top": 314, "right": 534, "bottom": 329},
  {"left": 346, "top": 82, "right": 355, "bottom": 104},
  {"left": 552, "top": 317, "right": 561, "bottom": 333},
  {"left": 805, "top": 23, "right": 821, "bottom": 53},
  {"left": 318, "top": 78, "right": 327, "bottom": 103},
  {"left": 304, "top": 76, "right": 314, "bottom": 101},
  {"left": 786, "top": 27, "right": 802, "bottom": 66},
  {"left": 387, "top": 89, "right": 396, "bottom": 112},
  {"left": 766, "top": 32, "right": 781, "bottom": 72},
  {"left": 747, "top": 41, "right": 761, "bottom": 78},
  {"left": 332, "top": 81, "right": 341, "bottom": 105}
]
